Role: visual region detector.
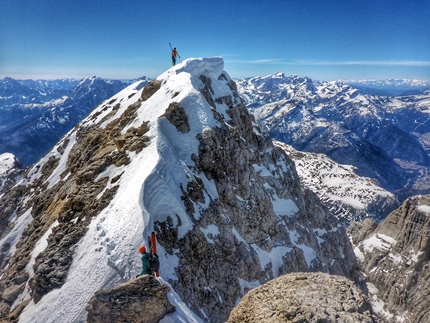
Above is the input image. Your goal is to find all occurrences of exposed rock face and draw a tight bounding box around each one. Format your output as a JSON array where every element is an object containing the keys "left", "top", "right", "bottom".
[
  {"left": 86, "top": 275, "right": 175, "bottom": 323},
  {"left": 153, "top": 63, "right": 357, "bottom": 322},
  {"left": 227, "top": 272, "right": 377, "bottom": 323},
  {"left": 349, "top": 195, "right": 430, "bottom": 323}
]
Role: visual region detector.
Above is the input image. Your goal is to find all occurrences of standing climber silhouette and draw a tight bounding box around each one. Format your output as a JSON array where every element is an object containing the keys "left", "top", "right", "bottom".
[{"left": 170, "top": 43, "right": 180, "bottom": 66}]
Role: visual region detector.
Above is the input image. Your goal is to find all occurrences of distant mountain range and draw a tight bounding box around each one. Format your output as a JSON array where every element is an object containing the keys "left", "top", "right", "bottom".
[
  {"left": 2, "top": 74, "right": 429, "bottom": 206},
  {"left": 0, "top": 76, "right": 149, "bottom": 166},
  {"left": 0, "top": 77, "right": 79, "bottom": 107},
  {"left": 345, "top": 79, "right": 430, "bottom": 96},
  {"left": 237, "top": 74, "right": 430, "bottom": 201}
]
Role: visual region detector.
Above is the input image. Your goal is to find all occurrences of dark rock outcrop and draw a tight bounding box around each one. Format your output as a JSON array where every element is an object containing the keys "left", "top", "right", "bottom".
[
  {"left": 86, "top": 275, "right": 175, "bottom": 323},
  {"left": 153, "top": 68, "right": 357, "bottom": 322}
]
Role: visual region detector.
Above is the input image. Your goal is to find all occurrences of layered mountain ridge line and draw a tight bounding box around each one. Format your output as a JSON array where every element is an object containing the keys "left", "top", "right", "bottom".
[
  {"left": 237, "top": 74, "right": 430, "bottom": 202},
  {"left": 0, "top": 76, "right": 145, "bottom": 167}
]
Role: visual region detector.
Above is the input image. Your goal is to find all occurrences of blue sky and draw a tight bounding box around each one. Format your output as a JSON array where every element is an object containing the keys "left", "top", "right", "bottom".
[{"left": 1, "top": 0, "right": 429, "bottom": 81}]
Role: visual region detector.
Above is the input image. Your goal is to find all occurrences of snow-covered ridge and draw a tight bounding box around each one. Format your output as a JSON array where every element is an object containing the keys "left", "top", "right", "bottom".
[{"left": 0, "top": 57, "right": 356, "bottom": 323}]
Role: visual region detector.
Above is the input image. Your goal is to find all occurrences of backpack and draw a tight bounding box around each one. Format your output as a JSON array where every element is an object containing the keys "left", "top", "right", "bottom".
[{"left": 150, "top": 253, "right": 160, "bottom": 272}]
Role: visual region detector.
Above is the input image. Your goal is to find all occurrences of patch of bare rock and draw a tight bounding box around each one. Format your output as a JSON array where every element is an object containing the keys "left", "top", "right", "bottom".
[
  {"left": 227, "top": 272, "right": 377, "bottom": 323},
  {"left": 86, "top": 275, "right": 174, "bottom": 323}
]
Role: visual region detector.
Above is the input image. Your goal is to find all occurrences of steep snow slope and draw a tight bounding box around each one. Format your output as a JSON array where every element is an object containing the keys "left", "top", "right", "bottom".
[{"left": 0, "top": 58, "right": 356, "bottom": 323}]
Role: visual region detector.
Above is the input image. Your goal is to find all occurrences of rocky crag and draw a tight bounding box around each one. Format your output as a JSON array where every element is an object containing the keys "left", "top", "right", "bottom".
[
  {"left": 227, "top": 272, "right": 377, "bottom": 323},
  {"left": 349, "top": 195, "right": 430, "bottom": 322},
  {"left": 0, "top": 58, "right": 357, "bottom": 323}
]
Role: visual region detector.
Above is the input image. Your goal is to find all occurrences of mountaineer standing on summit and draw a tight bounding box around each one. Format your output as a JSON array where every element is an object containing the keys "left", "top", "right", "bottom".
[{"left": 170, "top": 43, "right": 180, "bottom": 66}]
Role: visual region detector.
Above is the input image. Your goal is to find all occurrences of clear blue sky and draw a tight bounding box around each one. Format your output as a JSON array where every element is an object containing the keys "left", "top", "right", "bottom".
[{"left": 1, "top": 0, "right": 430, "bottom": 81}]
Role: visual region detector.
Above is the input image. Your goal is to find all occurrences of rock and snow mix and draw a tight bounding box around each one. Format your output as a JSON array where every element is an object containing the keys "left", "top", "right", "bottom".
[
  {"left": 276, "top": 142, "right": 399, "bottom": 222},
  {"left": 349, "top": 195, "right": 430, "bottom": 322},
  {"left": 0, "top": 58, "right": 356, "bottom": 323},
  {"left": 0, "top": 153, "right": 18, "bottom": 175},
  {"left": 0, "top": 153, "right": 23, "bottom": 194}
]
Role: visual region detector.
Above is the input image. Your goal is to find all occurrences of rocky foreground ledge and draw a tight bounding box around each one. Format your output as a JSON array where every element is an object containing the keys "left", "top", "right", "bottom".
[
  {"left": 86, "top": 272, "right": 378, "bottom": 323},
  {"left": 86, "top": 275, "right": 175, "bottom": 323},
  {"left": 227, "top": 272, "right": 377, "bottom": 323}
]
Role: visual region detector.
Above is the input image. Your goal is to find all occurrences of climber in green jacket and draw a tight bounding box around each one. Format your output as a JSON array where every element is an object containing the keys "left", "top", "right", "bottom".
[{"left": 138, "top": 245, "right": 151, "bottom": 276}]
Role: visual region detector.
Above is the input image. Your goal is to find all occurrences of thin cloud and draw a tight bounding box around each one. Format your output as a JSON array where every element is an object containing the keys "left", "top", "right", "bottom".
[
  {"left": 294, "top": 60, "right": 430, "bottom": 67},
  {"left": 225, "top": 58, "right": 284, "bottom": 65},
  {"left": 226, "top": 58, "right": 430, "bottom": 67}
]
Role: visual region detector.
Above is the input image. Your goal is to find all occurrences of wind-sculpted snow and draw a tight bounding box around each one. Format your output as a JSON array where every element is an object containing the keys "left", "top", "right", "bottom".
[
  {"left": 175, "top": 57, "right": 225, "bottom": 80},
  {"left": 0, "top": 58, "right": 356, "bottom": 323}
]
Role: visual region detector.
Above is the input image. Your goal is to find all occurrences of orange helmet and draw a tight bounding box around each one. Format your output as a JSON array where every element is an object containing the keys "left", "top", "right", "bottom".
[{"left": 138, "top": 245, "right": 146, "bottom": 253}]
